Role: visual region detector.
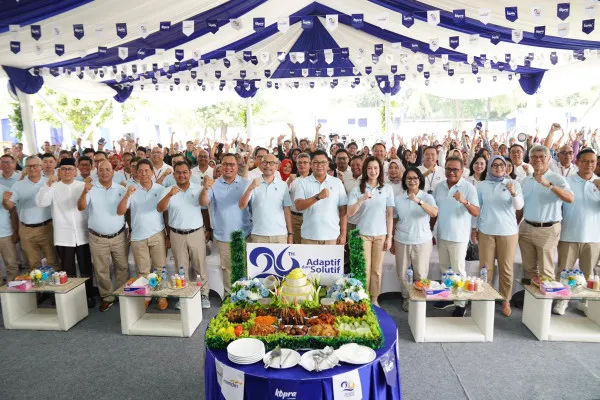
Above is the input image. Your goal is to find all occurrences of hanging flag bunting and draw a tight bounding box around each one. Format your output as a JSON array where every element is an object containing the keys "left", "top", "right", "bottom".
[
  {"left": 351, "top": 14, "right": 364, "bottom": 29},
  {"left": 324, "top": 49, "right": 333, "bottom": 64},
  {"left": 251, "top": 56, "right": 258, "bottom": 65},
  {"left": 174, "top": 78, "right": 180, "bottom": 85},
  {"left": 297, "top": 52, "right": 305, "bottom": 63},
  {"left": 30, "top": 25, "right": 41, "bottom": 40},
  {"left": 9, "top": 41, "right": 20, "bottom": 54},
  {"left": 557, "top": 3, "right": 570, "bottom": 20},
  {"left": 207, "top": 20, "right": 219, "bottom": 34},
  {"left": 477, "top": 77, "right": 482, "bottom": 83},
  {"left": 301, "top": 68, "right": 309, "bottom": 77},
  {"left": 315, "top": 70, "right": 322, "bottom": 77},
  {"left": 223, "top": 58, "right": 231, "bottom": 68},
  {"left": 289, "top": 70, "right": 296, "bottom": 77},
  {"left": 532, "top": 7, "right": 543, "bottom": 19},
  {"left": 453, "top": 9, "right": 465, "bottom": 25},
  {"left": 118, "top": 47, "right": 128, "bottom": 60},
  {"left": 264, "top": 70, "right": 271, "bottom": 78},
  {"left": 175, "top": 49, "right": 184, "bottom": 61},
  {"left": 116, "top": 23, "right": 127, "bottom": 39},
  {"left": 391, "top": 65, "right": 398, "bottom": 73},
  {"left": 327, "top": 68, "right": 334, "bottom": 77},
  {"left": 160, "top": 21, "right": 171, "bottom": 31},
  {"left": 253, "top": 17, "right": 265, "bottom": 31},
  {"left": 376, "top": 13, "right": 389, "bottom": 29},
  {"left": 98, "top": 46, "right": 107, "bottom": 55},
  {"left": 550, "top": 52, "right": 558, "bottom": 65},
  {"left": 240, "top": 70, "right": 246, "bottom": 79},
  {"left": 417, "top": 64, "right": 424, "bottom": 73},
  {"left": 365, "top": 66, "right": 372, "bottom": 75},
  {"left": 479, "top": 8, "right": 492, "bottom": 24},
  {"left": 508, "top": 74, "right": 513, "bottom": 81},
  {"left": 534, "top": 26, "right": 546, "bottom": 39},
  {"left": 243, "top": 51, "right": 252, "bottom": 62},
  {"left": 441, "top": 54, "right": 448, "bottom": 63},
  {"left": 374, "top": 44, "right": 384, "bottom": 56},
  {"left": 372, "top": 54, "right": 379, "bottom": 64},
  {"left": 402, "top": 13, "right": 414, "bottom": 28},
  {"left": 137, "top": 48, "right": 147, "bottom": 59},
  {"left": 511, "top": 29, "right": 523, "bottom": 43},
  {"left": 460, "top": 78, "right": 465, "bottom": 84},
  {"left": 55, "top": 44, "right": 65, "bottom": 56},
  {"left": 326, "top": 14, "right": 338, "bottom": 31},
  {"left": 277, "top": 51, "right": 287, "bottom": 62},
  {"left": 469, "top": 34, "right": 480, "bottom": 45},
  {"left": 215, "top": 71, "right": 221, "bottom": 79},
  {"left": 197, "top": 79, "right": 203, "bottom": 86},
  {"left": 428, "top": 55, "right": 436, "bottom": 64},
  {"left": 427, "top": 10, "right": 440, "bottom": 26},
  {"left": 53, "top": 25, "right": 62, "bottom": 37},
  {"left": 73, "top": 24, "right": 84, "bottom": 40},
  {"left": 557, "top": 22, "right": 569, "bottom": 37},
  {"left": 448, "top": 69, "right": 455, "bottom": 76},
  {"left": 353, "top": 67, "right": 359, "bottom": 75},
  {"left": 386, "top": 54, "right": 394, "bottom": 65},
  {"left": 356, "top": 47, "right": 365, "bottom": 60},
  {"left": 260, "top": 52, "right": 270, "bottom": 63},
  {"left": 341, "top": 48, "right": 349, "bottom": 60},
  {"left": 429, "top": 38, "right": 439, "bottom": 52},
  {"left": 289, "top": 53, "right": 297, "bottom": 63},
  {"left": 173, "top": 62, "right": 180, "bottom": 71},
  {"left": 399, "top": 74, "right": 406, "bottom": 81},
  {"left": 140, "top": 23, "right": 149, "bottom": 38},
  {"left": 191, "top": 71, "right": 197, "bottom": 79},
  {"left": 302, "top": 16, "right": 314, "bottom": 30},
  {"left": 230, "top": 18, "right": 242, "bottom": 31},
  {"left": 411, "top": 43, "right": 419, "bottom": 53},
  {"left": 183, "top": 20, "right": 194, "bottom": 36},
  {"left": 34, "top": 45, "right": 42, "bottom": 55},
  {"left": 152, "top": 63, "right": 159, "bottom": 72},
  {"left": 585, "top": 0, "right": 597, "bottom": 17},
  {"left": 449, "top": 36, "right": 460, "bottom": 49},
  {"left": 505, "top": 7, "right": 518, "bottom": 22},
  {"left": 490, "top": 32, "right": 501, "bottom": 45},
  {"left": 354, "top": 78, "right": 360, "bottom": 85},
  {"left": 278, "top": 17, "right": 290, "bottom": 32},
  {"left": 186, "top": 61, "right": 193, "bottom": 70},
  {"left": 424, "top": 71, "right": 430, "bottom": 79},
  {"left": 505, "top": 54, "right": 511, "bottom": 63},
  {"left": 583, "top": 19, "right": 595, "bottom": 34}
]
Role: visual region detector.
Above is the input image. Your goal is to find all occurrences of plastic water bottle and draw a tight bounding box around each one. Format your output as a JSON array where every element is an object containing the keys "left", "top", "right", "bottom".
[
  {"left": 568, "top": 269, "right": 575, "bottom": 277},
  {"left": 407, "top": 266, "right": 414, "bottom": 286},
  {"left": 480, "top": 266, "right": 488, "bottom": 283},
  {"left": 560, "top": 269, "right": 568, "bottom": 284},
  {"left": 161, "top": 266, "right": 168, "bottom": 289},
  {"left": 444, "top": 267, "right": 454, "bottom": 287},
  {"left": 179, "top": 266, "right": 185, "bottom": 277}
]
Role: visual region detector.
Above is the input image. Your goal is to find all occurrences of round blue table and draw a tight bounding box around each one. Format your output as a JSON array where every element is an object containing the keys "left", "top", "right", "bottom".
[{"left": 204, "top": 307, "right": 401, "bottom": 400}]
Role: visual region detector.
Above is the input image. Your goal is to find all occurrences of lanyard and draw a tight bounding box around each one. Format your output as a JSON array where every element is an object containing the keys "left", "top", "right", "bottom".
[
  {"left": 426, "top": 168, "right": 436, "bottom": 191},
  {"left": 153, "top": 168, "right": 163, "bottom": 180},
  {"left": 560, "top": 165, "right": 571, "bottom": 177}
]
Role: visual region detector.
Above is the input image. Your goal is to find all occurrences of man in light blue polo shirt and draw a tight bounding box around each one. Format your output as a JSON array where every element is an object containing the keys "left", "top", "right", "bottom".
[
  {"left": 158, "top": 161, "right": 211, "bottom": 309},
  {"left": 519, "top": 144, "right": 573, "bottom": 285},
  {"left": 239, "top": 154, "right": 293, "bottom": 244},
  {"left": 78, "top": 160, "right": 128, "bottom": 312},
  {"left": 554, "top": 148, "right": 600, "bottom": 315},
  {"left": 0, "top": 184, "right": 18, "bottom": 281},
  {"left": 432, "top": 156, "right": 480, "bottom": 316},
  {"left": 0, "top": 154, "right": 20, "bottom": 188},
  {"left": 200, "top": 153, "right": 251, "bottom": 295},
  {"left": 2, "top": 156, "right": 60, "bottom": 271},
  {"left": 294, "top": 150, "right": 348, "bottom": 245},
  {"left": 117, "top": 159, "right": 169, "bottom": 310}
]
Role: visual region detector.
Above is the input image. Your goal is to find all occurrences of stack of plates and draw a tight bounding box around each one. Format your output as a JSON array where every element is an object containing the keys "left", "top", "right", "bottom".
[
  {"left": 335, "top": 343, "right": 376, "bottom": 364},
  {"left": 227, "top": 338, "right": 266, "bottom": 365}
]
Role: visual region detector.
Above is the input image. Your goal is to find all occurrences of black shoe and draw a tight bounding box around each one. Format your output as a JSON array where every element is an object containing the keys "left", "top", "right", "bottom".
[
  {"left": 87, "top": 297, "right": 97, "bottom": 309},
  {"left": 433, "top": 301, "right": 455, "bottom": 310},
  {"left": 452, "top": 306, "right": 466, "bottom": 317}
]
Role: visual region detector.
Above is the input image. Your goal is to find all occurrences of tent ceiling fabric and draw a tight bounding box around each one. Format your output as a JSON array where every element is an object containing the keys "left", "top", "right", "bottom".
[{"left": 1, "top": 0, "right": 599, "bottom": 100}]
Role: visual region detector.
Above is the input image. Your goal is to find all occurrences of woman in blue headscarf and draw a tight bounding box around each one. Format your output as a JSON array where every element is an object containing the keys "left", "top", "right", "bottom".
[{"left": 475, "top": 155, "right": 524, "bottom": 317}]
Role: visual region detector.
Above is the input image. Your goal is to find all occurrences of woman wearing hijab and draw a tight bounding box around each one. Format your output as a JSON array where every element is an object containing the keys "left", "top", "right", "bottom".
[
  {"left": 279, "top": 159, "right": 293, "bottom": 183},
  {"left": 385, "top": 159, "right": 405, "bottom": 196},
  {"left": 475, "top": 155, "right": 524, "bottom": 317}
]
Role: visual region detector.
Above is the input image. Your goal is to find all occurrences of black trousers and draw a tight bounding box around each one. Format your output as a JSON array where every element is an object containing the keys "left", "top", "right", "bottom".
[{"left": 55, "top": 244, "right": 96, "bottom": 297}]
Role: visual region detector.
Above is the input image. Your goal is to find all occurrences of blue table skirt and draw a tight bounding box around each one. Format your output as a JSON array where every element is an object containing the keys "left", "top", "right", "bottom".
[{"left": 204, "top": 306, "right": 401, "bottom": 400}]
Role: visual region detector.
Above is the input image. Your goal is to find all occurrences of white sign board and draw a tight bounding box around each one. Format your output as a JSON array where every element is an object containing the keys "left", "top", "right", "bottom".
[{"left": 246, "top": 244, "right": 344, "bottom": 286}]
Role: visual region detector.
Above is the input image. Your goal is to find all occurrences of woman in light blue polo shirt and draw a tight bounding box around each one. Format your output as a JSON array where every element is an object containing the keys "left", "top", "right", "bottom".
[
  {"left": 391, "top": 167, "right": 438, "bottom": 312},
  {"left": 476, "top": 155, "right": 523, "bottom": 317},
  {"left": 348, "top": 157, "right": 394, "bottom": 306}
]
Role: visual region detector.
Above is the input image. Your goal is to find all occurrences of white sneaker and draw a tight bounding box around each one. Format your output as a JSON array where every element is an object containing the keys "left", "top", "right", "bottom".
[
  {"left": 201, "top": 295, "right": 211, "bottom": 309},
  {"left": 402, "top": 299, "right": 409, "bottom": 312},
  {"left": 175, "top": 300, "right": 181, "bottom": 310},
  {"left": 552, "top": 300, "right": 568, "bottom": 315},
  {"left": 576, "top": 300, "right": 588, "bottom": 315}
]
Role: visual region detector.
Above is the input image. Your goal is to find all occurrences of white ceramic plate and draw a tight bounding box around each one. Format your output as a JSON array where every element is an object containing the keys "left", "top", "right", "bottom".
[
  {"left": 263, "top": 349, "right": 301, "bottom": 369},
  {"left": 228, "top": 355, "right": 263, "bottom": 365},
  {"left": 335, "top": 343, "right": 376, "bottom": 365},
  {"left": 227, "top": 338, "right": 265, "bottom": 359}
]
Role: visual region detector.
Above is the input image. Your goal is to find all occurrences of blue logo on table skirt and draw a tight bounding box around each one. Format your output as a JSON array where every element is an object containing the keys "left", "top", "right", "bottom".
[
  {"left": 341, "top": 380, "right": 356, "bottom": 392},
  {"left": 274, "top": 388, "right": 297, "bottom": 399},
  {"left": 249, "top": 246, "right": 299, "bottom": 276}
]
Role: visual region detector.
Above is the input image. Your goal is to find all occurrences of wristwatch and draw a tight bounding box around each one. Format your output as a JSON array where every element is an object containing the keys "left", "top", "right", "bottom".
[
  {"left": 418, "top": 200, "right": 424, "bottom": 206},
  {"left": 464, "top": 200, "right": 470, "bottom": 206},
  {"left": 548, "top": 183, "right": 554, "bottom": 190},
  {"left": 314, "top": 194, "right": 320, "bottom": 201}
]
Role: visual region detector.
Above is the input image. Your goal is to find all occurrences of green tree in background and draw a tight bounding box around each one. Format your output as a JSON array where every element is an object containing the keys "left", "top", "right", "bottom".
[
  {"left": 195, "top": 100, "right": 244, "bottom": 140},
  {"left": 8, "top": 102, "right": 23, "bottom": 141}
]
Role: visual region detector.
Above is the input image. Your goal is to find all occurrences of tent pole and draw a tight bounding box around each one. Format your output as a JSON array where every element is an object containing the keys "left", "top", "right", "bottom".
[
  {"left": 246, "top": 97, "right": 253, "bottom": 140},
  {"left": 15, "top": 88, "right": 36, "bottom": 155},
  {"left": 385, "top": 92, "right": 391, "bottom": 137}
]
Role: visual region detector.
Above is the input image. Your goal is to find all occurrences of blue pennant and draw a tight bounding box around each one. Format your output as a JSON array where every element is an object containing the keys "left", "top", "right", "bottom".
[
  {"left": 207, "top": 20, "right": 219, "bottom": 34},
  {"left": 175, "top": 49, "right": 184, "bottom": 61},
  {"left": 116, "top": 23, "right": 127, "bottom": 39},
  {"left": 490, "top": 33, "right": 501, "bottom": 45},
  {"left": 411, "top": 43, "right": 419, "bottom": 53},
  {"left": 10, "top": 41, "right": 20, "bottom": 54},
  {"left": 505, "top": 7, "right": 518, "bottom": 22},
  {"left": 351, "top": 14, "right": 364, "bottom": 29},
  {"left": 557, "top": 3, "right": 570, "bottom": 21},
  {"left": 534, "top": 26, "right": 546, "bottom": 39},
  {"left": 365, "top": 66, "right": 372, "bottom": 75},
  {"left": 449, "top": 36, "right": 459, "bottom": 49},
  {"left": 583, "top": 19, "right": 595, "bottom": 34},
  {"left": 243, "top": 51, "right": 252, "bottom": 62},
  {"left": 391, "top": 65, "right": 397, "bottom": 73},
  {"left": 550, "top": 52, "right": 558, "bottom": 65},
  {"left": 73, "top": 24, "right": 84, "bottom": 40},
  {"left": 191, "top": 71, "right": 197, "bottom": 79},
  {"left": 453, "top": 9, "right": 465, "bottom": 25},
  {"left": 302, "top": 16, "right": 313, "bottom": 30},
  {"left": 137, "top": 48, "right": 147, "bottom": 59},
  {"left": 253, "top": 18, "right": 265, "bottom": 31},
  {"left": 55, "top": 44, "right": 64, "bottom": 56},
  {"left": 428, "top": 55, "right": 436, "bottom": 64},
  {"left": 160, "top": 21, "right": 171, "bottom": 31},
  {"left": 264, "top": 69, "right": 271, "bottom": 78},
  {"left": 31, "top": 25, "right": 41, "bottom": 41},
  {"left": 402, "top": 13, "right": 414, "bottom": 28},
  {"left": 374, "top": 44, "right": 383, "bottom": 56},
  {"left": 223, "top": 58, "right": 231, "bottom": 68},
  {"left": 417, "top": 64, "right": 424, "bottom": 73},
  {"left": 215, "top": 71, "right": 221, "bottom": 79}
]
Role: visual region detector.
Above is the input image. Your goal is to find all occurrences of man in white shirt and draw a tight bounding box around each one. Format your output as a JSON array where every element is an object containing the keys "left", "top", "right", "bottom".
[
  {"left": 191, "top": 149, "right": 213, "bottom": 185},
  {"left": 150, "top": 146, "right": 173, "bottom": 183},
  {"left": 549, "top": 145, "right": 578, "bottom": 177},
  {"left": 509, "top": 144, "right": 532, "bottom": 182},
  {"left": 344, "top": 156, "right": 363, "bottom": 196},
  {"left": 335, "top": 149, "right": 353, "bottom": 183},
  {"left": 35, "top": 158, "right": 96, "bottom": 308},
  {"left": 418, "top": 146, "right": 445, "bottom": 194}
]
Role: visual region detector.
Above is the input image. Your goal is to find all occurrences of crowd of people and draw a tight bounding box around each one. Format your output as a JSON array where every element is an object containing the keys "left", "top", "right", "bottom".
[{"left": 1, "top": 122, "right": 599, "bottom": 318}]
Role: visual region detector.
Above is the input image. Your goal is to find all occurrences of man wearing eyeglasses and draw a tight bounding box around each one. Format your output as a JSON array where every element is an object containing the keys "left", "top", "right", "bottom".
[
  {"left": 191, "top": 149, "right": 213, "bottom": 186},
  {"left": 200, "top": 153, "right": 252, "bottom": 296},
  {"left": 553, "top": 149, "right": 600, "bottom": 315},
  {"left": 288, "top": 153, "right": 311, "bottom": 244},
  {"left": 544, "top": 124, "right": 578, "bottom": 178},
  {"left": 35, "top": 158, "right": 96, "bottom": 308},
  {"left": 2, "top": 156, "right": 60, "bottom": 272},
  {"left": 0, "top": 154, "right": 20, "bottom": 188},
  {"left": 431, "top": 156, "right": 480, "bottom": 317},
  {"left": 294, "top": 150, "right": 348, "bottom": 245},
  {"left": 150, "top": 146, "right": 173, "bottom": 183},
  {"left": 239, "top": 154, "right": 293, "bottom": 245}
]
